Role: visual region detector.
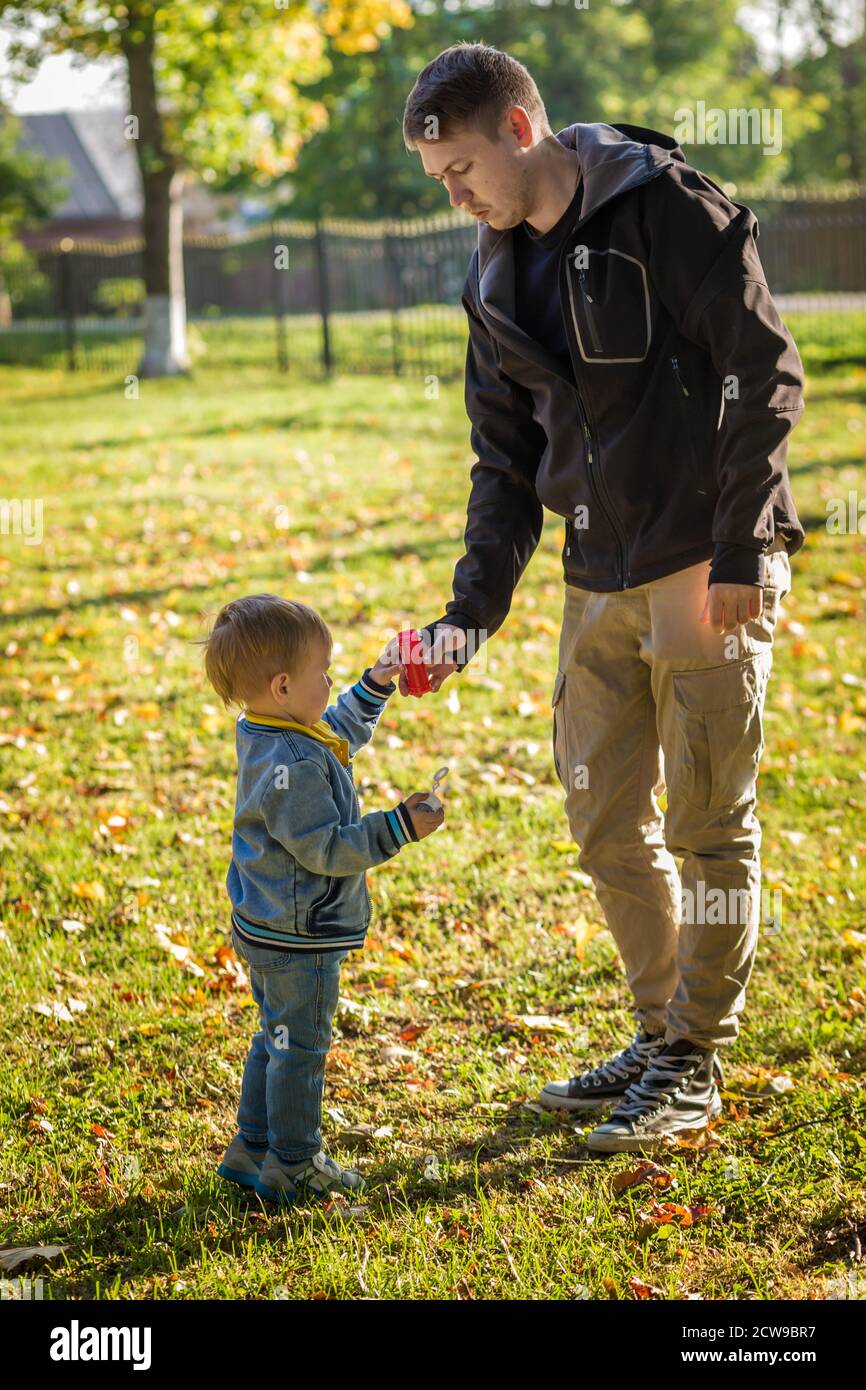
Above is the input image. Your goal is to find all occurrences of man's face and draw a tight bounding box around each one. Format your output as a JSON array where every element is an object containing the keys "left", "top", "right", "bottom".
[{"left": 417, "top": 108, "right": 535, "bottom": 231}]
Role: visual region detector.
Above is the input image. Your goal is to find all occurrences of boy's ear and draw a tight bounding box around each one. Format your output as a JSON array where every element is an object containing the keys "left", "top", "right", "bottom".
[{"left": 269, "top": 671, "right": 291, "bottom": 701}]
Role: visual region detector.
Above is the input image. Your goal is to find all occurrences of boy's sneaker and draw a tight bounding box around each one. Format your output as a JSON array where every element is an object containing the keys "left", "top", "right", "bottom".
[
  {"left": 585, "top": 1039, "right": 723, "bottom": 1153},
  {"left": 537, "top": 1028, "right": 667, "bottom": 1111},
  {"left": 255, "top": 1149, "right": 365, "bottom": 1205},
  {"left": 216, "top": 1134, "right": 268, "bottom": 1189}
]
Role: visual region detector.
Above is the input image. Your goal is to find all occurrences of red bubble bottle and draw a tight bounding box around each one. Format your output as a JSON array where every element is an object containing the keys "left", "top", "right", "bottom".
[{"left": 397, "top": 628, "right": 431, "bottom": 696}]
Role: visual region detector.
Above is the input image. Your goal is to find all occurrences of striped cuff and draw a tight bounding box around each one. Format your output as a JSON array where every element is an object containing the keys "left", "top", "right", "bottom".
[
  {"left": 384, "top": 801, "right": 419, "bottom": 849},
  {"left": 354, "top": 666, "right": 397, "bottom": 706}
]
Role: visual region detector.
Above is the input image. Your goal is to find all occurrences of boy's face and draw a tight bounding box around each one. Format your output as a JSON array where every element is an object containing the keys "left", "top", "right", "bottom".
[
  {"left": 278, "top": 636, "right": 334, "bottom": 724},
  {"left": 248, "top": 635, "right": 334, "bottom": 724}
]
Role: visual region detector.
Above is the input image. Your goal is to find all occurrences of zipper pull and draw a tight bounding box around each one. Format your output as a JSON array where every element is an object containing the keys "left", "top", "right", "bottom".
[
  {"left": 671, "top": 355, "right": 690, "bottom": 396},
  {"left": 579, "top": 268, "right": 594, "bottom": 303}
]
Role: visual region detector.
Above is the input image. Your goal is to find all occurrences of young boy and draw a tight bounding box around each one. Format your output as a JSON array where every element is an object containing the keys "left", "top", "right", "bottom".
[{"left": 202, "top": 593, "right": 444, "bottom": 1204}]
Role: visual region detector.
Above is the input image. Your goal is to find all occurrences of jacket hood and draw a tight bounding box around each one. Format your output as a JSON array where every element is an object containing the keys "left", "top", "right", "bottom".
[
  {"left": 476, "top": 121, "right": 681, "bottom": 282},
  {"left": 473, "top": 121, "right": 681, "bottom": 378}
]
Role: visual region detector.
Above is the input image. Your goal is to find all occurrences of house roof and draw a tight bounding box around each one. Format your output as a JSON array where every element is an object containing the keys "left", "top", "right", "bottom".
[{"left": 19, "top": 109, "right": 144, "bottom": 220}]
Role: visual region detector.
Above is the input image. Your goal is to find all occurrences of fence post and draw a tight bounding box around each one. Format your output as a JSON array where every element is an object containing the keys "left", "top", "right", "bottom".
[
  {"left": 313, "top": 219, "right": 332, "bottom": 377},
  {"left": 58, "top": 239, "right": 77, "bottom": 372},
  {"left": 383, "top": 230, "right": 402, "bottom": 376},
  {"left": 270, "top": 221, "right": 288, "bottom": 373}
]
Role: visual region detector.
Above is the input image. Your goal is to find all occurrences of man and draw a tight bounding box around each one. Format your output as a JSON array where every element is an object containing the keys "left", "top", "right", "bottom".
[{"left": 401, "top": 43, "right": 804, "bottom": 1153}]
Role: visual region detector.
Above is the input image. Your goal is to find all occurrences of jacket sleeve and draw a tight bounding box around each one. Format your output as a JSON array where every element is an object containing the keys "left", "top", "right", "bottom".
[
  {"left": 435, "top": 284, "right": 549, "bottom": 648},
  {"left": 321, "top": 667, "right": 396, "bottom": 757},
  {"left": 641, "top": 169, "right": 805, "bottom": 585},
  {"left": 260, "top": 756, "right": 417, "bottom": 877}
]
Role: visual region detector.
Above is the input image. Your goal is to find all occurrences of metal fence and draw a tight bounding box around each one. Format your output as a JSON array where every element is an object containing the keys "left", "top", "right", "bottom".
[{"left": 1, "top": 189, "right": 865, "bottom": 377}]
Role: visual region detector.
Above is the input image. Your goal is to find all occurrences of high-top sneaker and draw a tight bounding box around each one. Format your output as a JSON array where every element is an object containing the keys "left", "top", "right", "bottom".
[
  {"left": 537, "top": 1028, "right": 667, "bottom": 1111},
  {"left": 585, "top": 1038, "right": 723, "bottom": 1152},
  {"left": 255, "top": 1148, "right": 365, "bottom": 1205}
]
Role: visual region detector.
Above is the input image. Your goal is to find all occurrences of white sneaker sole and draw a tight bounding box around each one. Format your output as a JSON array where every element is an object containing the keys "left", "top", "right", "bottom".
[
  {"left": 585, "top": 1097, "right": 723, "bottom": 1153},
  {"left": 537, "top": 1089, "right": 627, "bottom": 1112}
]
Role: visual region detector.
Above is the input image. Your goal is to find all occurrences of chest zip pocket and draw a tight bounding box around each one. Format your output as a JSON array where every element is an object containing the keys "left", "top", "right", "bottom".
[{"left": 567, "top": 248, "right": 652, "bottom": 364}]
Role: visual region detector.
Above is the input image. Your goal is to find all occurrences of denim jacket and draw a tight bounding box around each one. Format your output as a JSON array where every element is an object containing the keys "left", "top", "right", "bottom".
[{"left": 227, "top": 668, "right": 418, "bottom": 953}]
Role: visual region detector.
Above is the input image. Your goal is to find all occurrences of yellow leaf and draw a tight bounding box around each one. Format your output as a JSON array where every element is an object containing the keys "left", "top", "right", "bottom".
[
  {"left": 842, "top": 930, "right": 866, "bottom": 951},
  {"left": 131, "top": 702, "right": 161, "bottom": 720},
  {"left": 72, "top": 881, "right": 106, "bottom": 902},
  {"left": 574, "top": 914, "right": 601, "bottom": 959}
]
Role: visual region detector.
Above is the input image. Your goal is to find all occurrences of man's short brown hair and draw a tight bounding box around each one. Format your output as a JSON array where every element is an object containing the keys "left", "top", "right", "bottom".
[
  {"left": 201, "top": 594, "right": 331, "bottom": 708},
  {"left": 403, "top": 41, "right": 550, "bottom": 150}
]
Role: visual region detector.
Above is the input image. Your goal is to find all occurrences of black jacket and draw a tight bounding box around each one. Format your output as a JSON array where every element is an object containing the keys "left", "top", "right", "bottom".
[{"left": 430, "top": 120, "right": 805, "bottom": 654}]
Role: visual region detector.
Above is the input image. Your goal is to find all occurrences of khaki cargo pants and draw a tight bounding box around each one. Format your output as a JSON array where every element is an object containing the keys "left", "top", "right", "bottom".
[{"left": 552, "top": 544, "right": 791, "bottom": 1050}]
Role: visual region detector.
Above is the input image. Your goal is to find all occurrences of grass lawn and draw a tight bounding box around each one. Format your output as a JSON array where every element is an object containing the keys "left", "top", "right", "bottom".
[{"left": 0, "top": 313, "right": 864, "bottom": 1301}]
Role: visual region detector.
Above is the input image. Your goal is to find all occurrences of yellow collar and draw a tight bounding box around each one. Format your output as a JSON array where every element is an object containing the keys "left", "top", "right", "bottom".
[{"left": 241, "top": 710, "right": 350, "bottom": 767}]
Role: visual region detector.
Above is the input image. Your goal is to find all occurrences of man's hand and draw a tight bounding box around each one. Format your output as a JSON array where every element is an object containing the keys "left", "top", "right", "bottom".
[
  {"left": 397, "top": 623, "right": 467, "bottom": 696},
  {"left": 700, "top": 583, "right": 763, "bottom": 634}
]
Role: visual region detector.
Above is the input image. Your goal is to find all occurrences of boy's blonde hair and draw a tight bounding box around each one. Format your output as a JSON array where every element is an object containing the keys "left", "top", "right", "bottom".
[{"left": 202, "top": 594, "right": 331, "bottom": 708}]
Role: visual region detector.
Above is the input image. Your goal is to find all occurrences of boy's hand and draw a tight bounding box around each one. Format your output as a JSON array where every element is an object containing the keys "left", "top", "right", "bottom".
[
  {"left": 402, "top": 791, "right": 446, "bottom": 840},
  {"left": 370, "top": 635, "right": 403, "bottom": 686}
]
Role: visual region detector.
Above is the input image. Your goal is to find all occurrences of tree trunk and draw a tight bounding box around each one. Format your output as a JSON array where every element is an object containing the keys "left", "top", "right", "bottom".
[
  {"left": 123, "top": 16, "right": 189, "bottom": 377},
  {"left": 138, "top": 162, "right": 189, "bottom": 376}
]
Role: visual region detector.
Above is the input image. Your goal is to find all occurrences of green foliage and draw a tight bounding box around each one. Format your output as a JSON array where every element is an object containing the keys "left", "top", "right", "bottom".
[
  {"left": 0, "top": 0, "right": 414, "bottom": 184},
  {"left": 269, "top": 0, "right": 861, "bottom": 217},
  {"left": 93, "top": 276, "right": 145, "bottom": 316}
]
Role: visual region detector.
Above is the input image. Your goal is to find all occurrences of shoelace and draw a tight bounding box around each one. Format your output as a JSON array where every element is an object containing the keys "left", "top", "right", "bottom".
[
  {"left": 613, "top": 1051, "right": 705, "bottom": 1119},
  {"left": 575, "top": 1033, "right": 663, "bottom": 1086},
  {"left": 295, "top": 1151, "right": 362, "bottom": 1191}
]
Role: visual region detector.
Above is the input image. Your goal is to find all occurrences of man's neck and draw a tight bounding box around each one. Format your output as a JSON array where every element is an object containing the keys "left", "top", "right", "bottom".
[{"left": 523, "top": 141, "right": 581, "bottom": 236}]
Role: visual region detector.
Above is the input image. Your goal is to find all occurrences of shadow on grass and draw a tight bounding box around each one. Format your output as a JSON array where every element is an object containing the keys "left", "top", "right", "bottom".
[
  {"left": 790, "top": 454, "right": 866, "bottom": 479},
  {"left": 89, "top": 413, "right": 311, "bottom": 452},
  {"left": 23, "top": 1113, "right": 604, "bottom": 1296},
  {"left": 0, "top": 582, "right": 217, "bottom": 627}
]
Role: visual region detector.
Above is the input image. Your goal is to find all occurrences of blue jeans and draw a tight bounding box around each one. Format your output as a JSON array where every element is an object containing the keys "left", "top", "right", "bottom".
[{"left": 231, "top": 926, "right": 349, "bottom": 1162}]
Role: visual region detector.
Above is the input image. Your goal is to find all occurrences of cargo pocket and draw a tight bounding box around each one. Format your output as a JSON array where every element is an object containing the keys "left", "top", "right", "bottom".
[
  {"left": 671, "top": 652, "right": 771, "bottom": 812},
  {"left": 552, "top": 669, "right": 567, "bottom": 789}
]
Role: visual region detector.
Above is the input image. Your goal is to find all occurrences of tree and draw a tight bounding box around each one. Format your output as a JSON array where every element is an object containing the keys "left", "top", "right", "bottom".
[
  {"left": 269, "top": 0, "right": 840, "bottom": 219},
  {"left": 0, "top": 0, "right": 413, "bottom": 375},
  {"left": 756, "top": 0, "right": 866, "bottom": 182},
  {"left": 0, "top": 104, "right": 66, "bottom": 326}
]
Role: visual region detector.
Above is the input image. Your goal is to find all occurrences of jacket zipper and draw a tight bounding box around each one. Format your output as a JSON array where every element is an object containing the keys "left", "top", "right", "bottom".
[
  {"left": 562, "top": 246, "right": 628, "bottom": 586},
  {"left": 670, "top": 355, "right": 707, "bottom": 496},
  {"left": 579, "top": 268, "right": 603, "bottom": 353}
]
